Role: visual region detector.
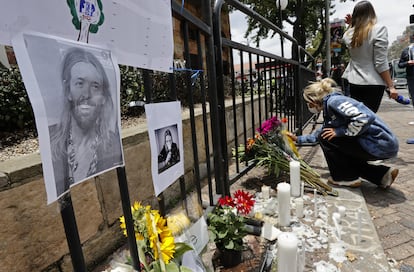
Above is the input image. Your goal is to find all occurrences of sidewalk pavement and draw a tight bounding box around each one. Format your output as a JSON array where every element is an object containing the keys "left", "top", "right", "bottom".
[
  {"left": 364, "top": 88, "right": 414, "bottom": 271},
  {"left": 303, "top": 87, "right": 414, "bottom": 271}
]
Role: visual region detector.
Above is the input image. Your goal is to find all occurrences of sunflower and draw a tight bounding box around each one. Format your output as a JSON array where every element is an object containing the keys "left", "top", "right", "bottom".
[
  {"left": 146, "top": 211, "right": 176, "bottom": 264},
  {"left": 119, "top": 202, "right": 193, "bottom": 271},
  {"left": 119, "top": 215, "right": 127, "bottom": 236},
  {"left": 158, "top": 235, "right": 175, "bottom": 263}
]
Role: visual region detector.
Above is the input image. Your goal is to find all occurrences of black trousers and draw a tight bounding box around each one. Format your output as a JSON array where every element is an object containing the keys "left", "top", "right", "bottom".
[
  {"left": 319, "top": 135, "right": 389, "bottom": 186},
  {"left": 349, "top": 84, "right": 386, "bottom": 113},
  {"left": 407, "top": 76, "right": 414, "bottom": 107}
]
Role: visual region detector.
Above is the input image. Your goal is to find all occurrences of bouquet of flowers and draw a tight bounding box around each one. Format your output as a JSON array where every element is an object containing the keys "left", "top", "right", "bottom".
[
  {"left": 234, "top": 116, "right": 335, "bottom": 195},
  {"left": 119, "top": 202, "right": 193, "bottom": 272},
  {"left": 207, "top": 190, "right": 255, "bottom": 251}
]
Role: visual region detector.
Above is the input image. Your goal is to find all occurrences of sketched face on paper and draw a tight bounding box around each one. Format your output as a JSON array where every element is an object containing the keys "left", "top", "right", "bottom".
[{"left": 68, "top": 61, "right": 105, "bottom": 129}]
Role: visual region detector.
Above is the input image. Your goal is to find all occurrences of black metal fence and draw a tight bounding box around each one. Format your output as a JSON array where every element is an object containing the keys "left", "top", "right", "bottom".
[
  {"left": 212, "top": 0, "right": 316, "bottom": 197},
  {"left": 148, "top": 0, "right": 317, "bottom": 211}
]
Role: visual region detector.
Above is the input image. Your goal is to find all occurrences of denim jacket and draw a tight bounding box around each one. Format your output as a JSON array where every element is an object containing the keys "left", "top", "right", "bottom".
[{"left": 322, "top": 92, "right": 398, "bottom": 159}]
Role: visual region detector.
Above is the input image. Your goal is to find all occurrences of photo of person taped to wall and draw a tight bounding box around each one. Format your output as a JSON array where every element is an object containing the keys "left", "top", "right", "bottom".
[
  {"left": 12, "top": 32, "right": 124, "bottom": 203},
  {"left": 156, "top": 124, "right": 180, "bottom": 173}
]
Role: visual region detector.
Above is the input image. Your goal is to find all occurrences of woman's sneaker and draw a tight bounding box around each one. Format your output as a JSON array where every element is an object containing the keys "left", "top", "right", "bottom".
[
  {"left": 380, "top": 168, "right": 399, "bottom": 189},
  {"left": 327, "top": 177, "right": 362, "bottom": 188}
]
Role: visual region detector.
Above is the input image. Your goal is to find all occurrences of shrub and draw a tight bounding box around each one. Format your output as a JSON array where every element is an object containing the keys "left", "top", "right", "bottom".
[
  {"left": 1, "top": 64, "right": 209, "bottom": 134},
  {"left": 0, "top": 66, "right": 35, "bottom": 132}
]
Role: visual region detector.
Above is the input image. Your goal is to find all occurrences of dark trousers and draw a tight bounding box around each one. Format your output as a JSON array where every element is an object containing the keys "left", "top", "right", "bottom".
[
  {"left": 349, "top": 84, "right": 386, "bottom": 113},
  {"left": 407, "top": 76, "right": 414, "bottom": 107},
  {"left": 319, "top": 135, "right": 389, "bottom": 186}
]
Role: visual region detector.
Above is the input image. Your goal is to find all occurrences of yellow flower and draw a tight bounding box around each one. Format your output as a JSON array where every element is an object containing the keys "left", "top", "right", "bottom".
[
  {"left": 159, "top": 235, "right": 175, "bottom": 263},
  {"left": 282, "top": 129, "right": 300, "bottom": 158},
  {"left": 119, "top": 201, "right": 193, "bottom": 268},
  {"left": 119, "top": 216, "right": 127, "bottom": 237},
  {"left": 146, "top": 210, "right": 176, "bottom": 263}
]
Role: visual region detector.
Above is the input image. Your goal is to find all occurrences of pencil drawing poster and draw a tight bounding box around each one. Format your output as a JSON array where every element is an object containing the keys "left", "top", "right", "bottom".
[
  {"left": 12, "top": 32, "right": 124, "bottom": 203},
  {"left": 0, "top": 0, "right": 173, "bottom": 72},
  {"left": 145, "top": 101, "right": 184, "bottom": 196}
]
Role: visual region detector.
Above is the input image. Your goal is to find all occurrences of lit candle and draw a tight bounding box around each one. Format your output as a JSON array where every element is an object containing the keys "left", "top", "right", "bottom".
[
  {"left": 289, "top": 160, "right": 301, "bottom": 197},
  {"left": 313, "top": 189, "right": 317, "bottom": 217},
  {"left": 262, "top": 185, "right": 270, "bottom": 200},
  {"left": 294, "top": 197, "right": 304, "bottom": 218},
  {"left": 277, "top": 232, "right": 298, "bottom": 272},
  {"left": 357, "top": 208, "right": 362, "bottom": 244},
  {"left": 277, "top": 182, "right": 291, "bottom": 227}
]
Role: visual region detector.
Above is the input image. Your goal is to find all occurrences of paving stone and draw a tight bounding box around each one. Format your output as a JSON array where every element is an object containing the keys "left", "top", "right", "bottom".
[
  {"left": 381, "top": 232, "right": 412, "bottom": 250},
  {"left": 401, "top": 256, "right": 414, "bottom": 269},
  {"left": 377, "top": 222, "right": 406, "bottom": 237},
  {"left": 400, "top": 263, "right": 414, "bottom": 272},
  {"left": 401, "top": 218, "right": 414, "bottom": 230},
  {"left": 386, "top": 243, "right": 414, "bottom": 261},
  {"left": 404, "top": 228, "right": 414, "bottom": 238}
]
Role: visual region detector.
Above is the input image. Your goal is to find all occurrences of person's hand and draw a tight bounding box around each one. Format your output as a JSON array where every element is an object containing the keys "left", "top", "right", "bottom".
[
  {"left": 408, "top": 60, "right": 414, "bottom": 66},
  {"left": 388, "top": 86, "right": 398, "bottom": 99},
  {"left": 345, "top": 14, "right": 352, "bottom": 25},
  {"left": 286, "top": 131, "right": 298, "bottom": 142},
  {"left": 321, "top": 128, "right": 336, "bottom": 141}
]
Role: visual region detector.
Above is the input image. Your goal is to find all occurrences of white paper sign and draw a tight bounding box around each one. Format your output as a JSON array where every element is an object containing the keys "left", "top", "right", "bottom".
[
  {"left": 145, "top": 101, "right": 184, "bottom": 195},
  {"left": 177, "top": 216, "right": 209, "bottom": 255},
  {"left": 12, "top": 32, "right": 124, "bottom": 203},
  {"left": 0, "top": 0, "right": 173, "bottom": 72},
  {"left": 175, "top": 216, "right": 209, "bottom": 272}
]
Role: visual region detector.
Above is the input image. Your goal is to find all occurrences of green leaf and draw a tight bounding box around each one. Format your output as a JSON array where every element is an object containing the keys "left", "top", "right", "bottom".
[
  {"left": 218, "top": 230, "right": 229, "bottom": 239},
  {"left": 179, "top": 266, "right": 193, "bottom": 272},
  {"left": 225, "top": 240, "right": 234, "bottom": 250},
  {"left": 174, "top": 242, "right": 193, "bottom": 259}
]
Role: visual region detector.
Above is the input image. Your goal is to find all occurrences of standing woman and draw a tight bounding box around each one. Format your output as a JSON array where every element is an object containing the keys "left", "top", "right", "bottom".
[{"left": 342, "top": 1, "right": 398, "bottom": 112}]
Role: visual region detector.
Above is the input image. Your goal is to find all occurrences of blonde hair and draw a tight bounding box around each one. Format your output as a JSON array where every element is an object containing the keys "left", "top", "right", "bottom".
[
  {"left": 350, "top": 1, "right": 377, "bottom": 48},
  {"left": 303, "top": 78, "right": 337, "bottom": 104}
]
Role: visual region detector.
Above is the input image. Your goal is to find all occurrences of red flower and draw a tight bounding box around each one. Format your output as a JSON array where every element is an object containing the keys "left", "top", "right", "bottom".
[
  {"left": 233, "top": 190, "right": 255, "bottom": 215},
  {"left": 281, "top": 117, "right": 288, "bottom": 124},
  {"left": 218, "top": 195, "right": 235, "bottom": 207}
]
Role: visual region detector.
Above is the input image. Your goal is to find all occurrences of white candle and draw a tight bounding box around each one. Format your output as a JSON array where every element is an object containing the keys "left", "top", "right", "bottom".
[
  {"left": 277, "top": 232, "right": 298, "bottom": 272},
  {"left": 297, "top": 237, "right": 306, "bottom": 272},
  {"left": 301, "top": 181, "right": 304, "bottom": 197},
  {"left": 294, "top": 197, "right": 304, "bottom": 218},
  {"left": 338, "top": 206, "right": 346, "bottom": 218},
  {"left": 277, "top": 182, "right": 291, "bottom": 227},
  {"left": 262, "top": 185, "right": 270, "bottom": 200},
  {"left": 289, "top": 160, "right": 301, "bottom": 197},
  {"left": 313, "top": 189, "right": 318, "bottom": 217},
  {"left": 357, "top": 208, "right": 362, "bottom": 244}
]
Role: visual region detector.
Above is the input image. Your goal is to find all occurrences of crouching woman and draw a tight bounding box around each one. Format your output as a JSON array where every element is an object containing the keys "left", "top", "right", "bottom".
[{"left": 300, "top": 78, "right": 399, "bottom": 188}]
